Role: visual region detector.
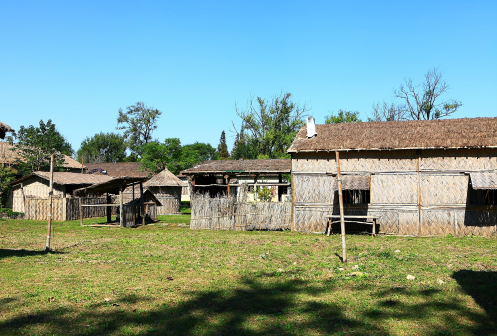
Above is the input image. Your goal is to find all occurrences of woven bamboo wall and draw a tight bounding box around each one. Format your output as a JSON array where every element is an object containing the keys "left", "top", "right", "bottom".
[
  {"left": 293, "top": 175, "right": 335, "bottom": 203},
  {"left": 421, "top": 174, "right": 468, "bottom": 204},
  {"left": 371, "top": 174, "right": 417, "bottom": 204},
  {"left": 156, "top": 196, "right": 181, "bottom": 215},
  {"left": 292, "top": 148, "right": 497, "bottom": 237},
  {"left": 24, "top": 198, "right": 64, "bottom": 221},
  {"left": 149, "top": 186, "right": 182, "bottom": 199},
  {"left": 191, "top": 194, "right": 290, "bottom": 231}
]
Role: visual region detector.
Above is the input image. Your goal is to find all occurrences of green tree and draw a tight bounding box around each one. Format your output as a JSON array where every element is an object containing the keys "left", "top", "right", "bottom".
[
  {"left": 325, "top": 110, "right": 362, "bottom": 124},
  {"left": 234, "top": 92, "right": 308, "bottom": 159},
  {"left": 8, "top": 119, "right": 73, "bottom": 175},
  {"left": 217, "top": 131, "right": 230, "bottom": 159},
  {"left": 0, "top": 166, "right": 16, "bottom": 206},
  {"left": 182, "top": 142, "right": 218, "bottom": 162},
  {"left": 394, "top": 69, "right": 462, "bottom": 120},
  {"left": 116, "top": 102, "right": 162, "bottom": 155},
  {"left": 139, "top": 139, "right": 183, "bottom": 175},
  {"left": 77, "top": 132, "right": 127, "bottom": 163},
  {"left": 231, "top": 125, "right": 259, "bottom": 160}
]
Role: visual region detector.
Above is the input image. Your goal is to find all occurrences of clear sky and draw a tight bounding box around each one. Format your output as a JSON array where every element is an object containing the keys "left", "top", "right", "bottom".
[{"left": 1, "top": 0, "right": 496, "bottom": 155}]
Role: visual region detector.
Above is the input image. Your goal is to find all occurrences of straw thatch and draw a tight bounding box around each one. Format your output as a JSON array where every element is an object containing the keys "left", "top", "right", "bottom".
[
  {"left": 85, "top": 162, "right": 151, "bottom": 177},
  {"left": 470, "top": 172, "right": 497, "bottom": 189},
  {"left": 181, "top": 159, "right": 291, "bottom": 174},
  {"left": 288, "top": 117, "right": 497, "bottom": 152},
  {"left": 10, "top": 171, "right": 113, "bottom": 186},
  {"left": 143, "top": 168, "right": 186, "bottom": 188},
  {"left": 333, "top": 175, "right": 370, "bottom": 190},
  {"left": 0, "top": 122, "right": 14, "bottom": 139},
  {"left": 0, "top": 141, "right": 83, "bottom": 169}
]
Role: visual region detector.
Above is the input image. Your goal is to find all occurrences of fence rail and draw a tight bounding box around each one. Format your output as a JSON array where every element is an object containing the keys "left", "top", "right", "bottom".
[{"left": 190, "top": 194, "right": 291, "bottom": 231}]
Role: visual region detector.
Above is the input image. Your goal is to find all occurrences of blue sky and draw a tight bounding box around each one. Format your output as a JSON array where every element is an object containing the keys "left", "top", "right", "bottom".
[{"left": 1, "top": 0, "right": 496, "bottom": 155}]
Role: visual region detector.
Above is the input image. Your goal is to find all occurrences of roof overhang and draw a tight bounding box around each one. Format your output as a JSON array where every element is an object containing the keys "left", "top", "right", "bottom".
[{"left": 74, "top": 177, "right": 148, "bottom": 195}]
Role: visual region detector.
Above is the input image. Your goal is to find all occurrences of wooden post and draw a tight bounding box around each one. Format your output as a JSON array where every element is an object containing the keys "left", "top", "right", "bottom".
[
  {"left": 336, "top": 151, "right": 347, "bottom": 263},
  {"left": 416, "top": 150, "right": 421, "bottom": 236},
  {"left": 227, "top": 175, "right": 231, "bottom": 197},
  {"left": 291, "top": 168, "right": 296, "bottom": 232},
  {"left": 106, "top": 194, "right": 111, "bottom": 223},
  {"left": 79, "top": 197, "right": 83, "bottom": 226},
  {"left": 140, "top": 182, "right": 145, "bottom": 226},
  {"left": 45, "top": 154, "right": 54, "bottom": 251},
  {"left": 119, "top": 182, "right": 124, "bottom": 227}
]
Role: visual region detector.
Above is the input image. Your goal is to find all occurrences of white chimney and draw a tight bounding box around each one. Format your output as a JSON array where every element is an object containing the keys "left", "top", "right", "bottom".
[{"left": 306, "top": 117, "right": 317, "bottom": 138}]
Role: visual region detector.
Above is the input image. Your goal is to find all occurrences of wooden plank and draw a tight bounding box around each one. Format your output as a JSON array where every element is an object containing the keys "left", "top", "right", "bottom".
[{"left": 336, "top": 151, "right": 347, "bottom": 263}]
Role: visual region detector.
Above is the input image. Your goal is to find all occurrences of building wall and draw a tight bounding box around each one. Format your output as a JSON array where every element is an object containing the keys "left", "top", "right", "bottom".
[
  {"left": 149, "top": 186, "right": 182, "bottom": 214},
  {"left": 292, "top": 149, "right": 497, "bottom": 236},
  {"left": 12, "top": 177, "right": 65, "bottom": 214}
]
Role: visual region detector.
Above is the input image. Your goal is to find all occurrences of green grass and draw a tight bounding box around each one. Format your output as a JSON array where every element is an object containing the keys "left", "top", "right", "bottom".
[{"left": 0, "top": 217, "right": 496, "bottom": 335}]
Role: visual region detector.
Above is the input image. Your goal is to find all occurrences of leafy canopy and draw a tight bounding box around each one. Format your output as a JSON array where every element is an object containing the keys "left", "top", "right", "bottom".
[
  {"left": 8, "top": 119, "right": 73, "bottom": 175},
  {"left": 140, "top": 139, "right": 216, "bottom": 175},
  {"left": 325, "top": 110, "right": 362, "bottom": 124},
  {"left": 217, "top": 131, "right": 230, "bottom": 159},
  {"left": 77, "top": 132, "right": 127, "bottom": 163},
  {"left": 117, "top": 102, "right": 162, "bottom": 155},
  {"left": 233, "top": 92, "right": 308, "bottom": 159}
]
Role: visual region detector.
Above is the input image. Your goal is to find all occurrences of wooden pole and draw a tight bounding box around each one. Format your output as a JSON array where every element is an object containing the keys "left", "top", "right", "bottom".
[
  {"left": 106, "top": 194, "right": 111, "bottom": 223},
  {"left": 140, "top": 182, "right": 145, "bottom": 226},
  {"left": 336, "top": 151, "right": 347, "bottom": 263},
  {"left": 79, "top": 197, "right": 83, "bottom": 226},
  {"left": 417, "top": 150, "right": 421, "bottom": 236},
  {"left": 45, "top": 154, "right": 54, "bottom": 251},
  {"left": 119, "top": 182, "right": 124, "bottom": 227}
]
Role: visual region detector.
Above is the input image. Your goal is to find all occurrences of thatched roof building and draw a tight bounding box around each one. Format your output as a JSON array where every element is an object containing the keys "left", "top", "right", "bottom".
[
  {"left": 0, "top": 141, "right": 83, "bottom": 172},
  {"left": 289, "top": 117, "right": 497, "bottom": 237},
  {"left": 143, "top": 168, "right": 186, "bottom": 214},
  {"left": 181, "top": 159, "right": 291, "bottom": 202},
  {"left": 0, "top": 122, "right": 14, "bottom": 139},
  {"left": 84, "top": 162, "right": 151, "bottom": 177}
]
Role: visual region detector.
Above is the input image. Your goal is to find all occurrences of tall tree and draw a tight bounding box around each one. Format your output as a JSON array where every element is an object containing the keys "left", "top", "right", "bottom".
[
  {"left": 116, "top": 102, "right": 162, "bottom": 155},
  {"left": 394, "top": 69, "right": 462, "bottom": 120},
  {"left": 234, "top": 92, "right": 308, "bottom": 159},
  {"left": 8, "top": 119, "right": 73, "bottom": 175},
  {"left": 369, "top": 102, "right": 408, "bottom": 122},
  {"left": 325, "top": 110, "right": 362, "bottom": 124},
  {"left": 217, "top": 131, "right": 230, "bottom": 159},
  {"left": 182, "top": 142, "right": 218, "bottom": 161},
  {"left": 77, "top": 132, "right": 127, "bottom": 163},
  {"left": 139, "top": 139, "right": 183, "bottom": 175},
  {"left": 0, "top": 166, "right": 15, "bottom": 206}
]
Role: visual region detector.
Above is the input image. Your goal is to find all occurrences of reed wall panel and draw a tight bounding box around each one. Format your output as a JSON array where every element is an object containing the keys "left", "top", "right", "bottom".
[
  {"left": 24, "top": 198, "right": 64, "bottom": 221},
  {"left": 421, "top": 175, "right": 468, "bottom": 204},
  {"left": 421, "top": 149, "right": 497, "bottom": 171},
  {"left": 156, "top": 197, "right": 181, "bottom": 215},
  {"left": 371, "top": 174, "right": 417, "bottom": 204},
  {"left": 293, "top": 175, "right": 335, "bottom": 203}
]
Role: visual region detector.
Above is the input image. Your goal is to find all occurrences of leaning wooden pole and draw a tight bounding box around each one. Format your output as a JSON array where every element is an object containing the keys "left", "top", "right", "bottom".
[
  {"left": 45, "top": 154, "right": 54, "bottom": 251},
  {"left": 335, "top": 151, "right": 347, "bottom": 263}
]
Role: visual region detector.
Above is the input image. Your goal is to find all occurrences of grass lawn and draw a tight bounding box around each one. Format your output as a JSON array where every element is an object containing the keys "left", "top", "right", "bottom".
[{"left": 0, "top": 215, "right": 496, "bottom": 336}]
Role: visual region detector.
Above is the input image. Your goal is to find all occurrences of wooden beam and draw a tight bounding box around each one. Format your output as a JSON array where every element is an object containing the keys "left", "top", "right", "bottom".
[
  {"left": 140, "top": 182, "right": 145, "bottom": 226},
  {"left": 106, "top": 194, "right": 111, "bottom": 223}
]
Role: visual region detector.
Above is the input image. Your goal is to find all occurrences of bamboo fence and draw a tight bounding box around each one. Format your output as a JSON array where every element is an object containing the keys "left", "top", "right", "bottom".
[{"left": 190, "top": 193, "right": 291, "bottom": 231}]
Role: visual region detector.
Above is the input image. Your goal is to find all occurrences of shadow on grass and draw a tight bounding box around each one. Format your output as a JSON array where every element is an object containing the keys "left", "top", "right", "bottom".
[
  {"left": 0, "top": 249, "right": 64, "bottom": 260},
  {"left": 453, "top": 270, "right": 497, "bottom": 330},
  {"left": 1, "top": 273, "right": 496, "bottom": 335}
]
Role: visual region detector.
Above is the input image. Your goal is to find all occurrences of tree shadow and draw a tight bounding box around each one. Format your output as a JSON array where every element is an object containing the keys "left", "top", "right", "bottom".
[
  {"left": 1, "top": 273, "right": 496, "bottom": 335},
  {"left": 0, "top": 249, "right": 64, "bottom": 260},
  {"left": 453, "top": 270, "right": 497, "bottom": 330}
]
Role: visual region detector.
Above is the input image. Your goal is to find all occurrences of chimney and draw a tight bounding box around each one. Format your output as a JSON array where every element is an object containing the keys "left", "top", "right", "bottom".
[{"left": 306, "top": 117, "right": 317, "bottom": 138}]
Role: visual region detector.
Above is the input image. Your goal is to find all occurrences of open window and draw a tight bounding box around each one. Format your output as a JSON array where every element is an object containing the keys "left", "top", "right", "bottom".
[
  {"left": 469, "top": 173, "right": 497, "bottom": 205},
  {"left": 334, "top": 175, "right": 371, "bottom": 205}
]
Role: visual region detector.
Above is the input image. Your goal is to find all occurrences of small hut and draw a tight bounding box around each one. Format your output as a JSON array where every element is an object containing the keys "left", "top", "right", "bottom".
[{"left": 143, "top": 168, "right": 186, "bottom": 214}]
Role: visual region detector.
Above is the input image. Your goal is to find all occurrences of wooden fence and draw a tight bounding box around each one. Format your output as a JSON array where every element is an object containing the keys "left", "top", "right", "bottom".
[
  {"left": 191, "top": 194, "right": 291, "bottom": 231},
  {"left": 23, "top": 197, "right": 118, "bottom": 221}
]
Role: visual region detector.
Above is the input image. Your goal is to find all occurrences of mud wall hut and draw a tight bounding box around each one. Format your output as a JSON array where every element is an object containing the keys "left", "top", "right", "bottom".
[{"left": 288, "top": 117, "right": 497, "bottom": 237}]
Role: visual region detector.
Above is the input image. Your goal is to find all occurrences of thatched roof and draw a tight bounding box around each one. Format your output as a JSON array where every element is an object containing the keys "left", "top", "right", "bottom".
[
  {"left": 144, "top": 168, "right": 186, "bottom": 188},
  {"left": 10, "top": 171, "right": 113, "bottom": 186},
  {"left": 288, "top": 117, "right": 497, "bottom": 152},
  {"left": 0, "top": 122, "right": 13, "bottom": 139},
  {"left": 333, "top": 175, "right": 370, "bottom": 190},
  {"left": 181, "top": 159, "right": 291, "bottom": 174},
  {"left": 0, "top": 141, "right": 83, "bottom": 169},
  {"left": 74, "top": 176, "right": 149, "bottom": 195},
  {"left": 85, "top": 162, "right": 151, "bottom": 177},
  {"left": 470, "top": 172, "right": 497, "bottom": 189}
]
